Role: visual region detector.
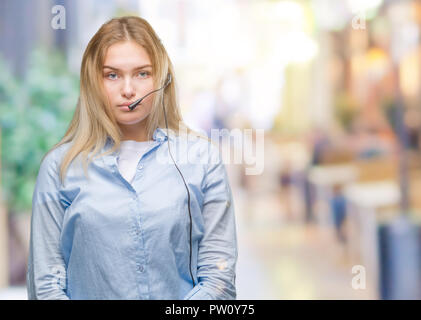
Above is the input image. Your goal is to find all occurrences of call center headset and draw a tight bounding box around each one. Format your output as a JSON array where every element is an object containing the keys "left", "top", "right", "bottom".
[{"left": 128, "top": 74, "right": 196, "bottom": 288}]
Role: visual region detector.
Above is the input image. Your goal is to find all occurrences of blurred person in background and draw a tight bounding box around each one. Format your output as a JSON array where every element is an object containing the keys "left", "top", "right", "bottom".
[{"left": 331, "top": 184, "right": 347, "bottom": 244}]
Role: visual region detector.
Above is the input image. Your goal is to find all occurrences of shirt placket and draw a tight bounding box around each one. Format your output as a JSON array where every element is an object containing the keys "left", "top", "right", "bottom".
[{"left": 130, "top": 140, "right": 164, "bottom": 299}]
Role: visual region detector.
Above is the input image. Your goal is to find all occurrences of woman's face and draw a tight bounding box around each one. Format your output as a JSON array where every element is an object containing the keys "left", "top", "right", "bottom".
[{"left": 102, "top": 40, "right": 155, "bottom": 128}]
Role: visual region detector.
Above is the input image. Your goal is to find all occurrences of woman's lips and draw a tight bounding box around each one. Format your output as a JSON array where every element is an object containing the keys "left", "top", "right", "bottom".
[
  {"left": 118, "top": 102, "right": 137, "bottom": 110},
  {"left": 118, "top": 102, "right": 134, "bottom": 106}
]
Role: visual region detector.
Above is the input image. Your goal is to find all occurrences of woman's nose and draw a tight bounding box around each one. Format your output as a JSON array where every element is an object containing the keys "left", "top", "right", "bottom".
[{"left": 122, "top": 79, "right": 135, "bottom": 99}]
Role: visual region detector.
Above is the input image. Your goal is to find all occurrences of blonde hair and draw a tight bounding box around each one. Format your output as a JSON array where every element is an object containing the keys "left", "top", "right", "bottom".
[{"left": 45, "top": 16, "right": 205, "bottom": 185}]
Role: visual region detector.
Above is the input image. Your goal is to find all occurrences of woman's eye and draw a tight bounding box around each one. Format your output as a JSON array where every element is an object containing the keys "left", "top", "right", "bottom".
[
  {"left": 106, "top": 73, "right": 118, "bottom": 80},
  {"left": 138, "top": 71, "right": 150, "bottom": 78}
]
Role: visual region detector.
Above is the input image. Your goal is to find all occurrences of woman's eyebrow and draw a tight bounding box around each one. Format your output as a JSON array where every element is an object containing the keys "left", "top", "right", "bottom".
[{"left": 103, "top": 64, "right": 152, "bottom": 71}]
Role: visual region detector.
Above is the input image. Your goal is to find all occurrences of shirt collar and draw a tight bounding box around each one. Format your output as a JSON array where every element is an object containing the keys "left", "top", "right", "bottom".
[
  {"left": 102, "top": 127, "right": 172, "bottom": 167},
  {"left": 152, "top": 127, "right": 172, "bottom": 143},
  {"left": 104, "top": 127, "right": 172, "bottom": 148}
]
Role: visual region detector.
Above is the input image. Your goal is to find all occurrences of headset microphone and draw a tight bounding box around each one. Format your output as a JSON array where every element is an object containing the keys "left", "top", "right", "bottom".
[{"left": 128, "top": 74, "right": 172, "bottom": 111}]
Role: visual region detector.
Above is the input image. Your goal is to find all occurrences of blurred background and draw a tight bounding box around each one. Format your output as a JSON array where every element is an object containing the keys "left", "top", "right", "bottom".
[{"left": 1, "top": 0, "right": 421, "bottom": 300}]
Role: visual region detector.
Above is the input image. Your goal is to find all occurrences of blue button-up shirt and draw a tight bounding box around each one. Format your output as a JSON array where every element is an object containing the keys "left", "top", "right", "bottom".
[{"left": 26, "top": 127, "right": 238, "bottom": 300}]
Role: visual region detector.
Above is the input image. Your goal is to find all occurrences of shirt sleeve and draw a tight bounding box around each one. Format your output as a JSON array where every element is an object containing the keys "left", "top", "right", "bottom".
[
  {"left": 26, "top": 151, "right": 70, "bottom": 300},
  {"left": 183, "top": 142, "right": 238, "bottom": 300}
]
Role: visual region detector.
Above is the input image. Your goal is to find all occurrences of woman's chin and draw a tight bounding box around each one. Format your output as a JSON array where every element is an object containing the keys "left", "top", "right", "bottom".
[{"left": 117, "top": 115, "right": 149, "bottom": 126}]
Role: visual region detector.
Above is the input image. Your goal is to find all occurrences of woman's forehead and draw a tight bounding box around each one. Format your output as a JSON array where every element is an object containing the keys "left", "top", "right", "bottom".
[{"left": 104, "top": 41, "right": 152, "bottom": 70}]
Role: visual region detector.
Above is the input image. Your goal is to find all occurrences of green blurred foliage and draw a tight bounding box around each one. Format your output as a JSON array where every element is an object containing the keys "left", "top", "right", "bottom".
[{"left": 0, "top": 48, "right": 79, "bottom": 214}]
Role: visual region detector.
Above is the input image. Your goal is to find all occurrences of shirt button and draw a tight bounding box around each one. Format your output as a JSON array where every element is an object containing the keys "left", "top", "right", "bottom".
[
  {"left": 138, "top": 165, "right": 143, "bottom": 170},
  {"left": 138, "top": 265, "right": 144, "bottom": 272}
]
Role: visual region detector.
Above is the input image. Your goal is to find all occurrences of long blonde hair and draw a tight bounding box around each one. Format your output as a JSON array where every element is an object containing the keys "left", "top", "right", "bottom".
[{"left": 46, "top": 16, "right": 203, "bottom": 185}]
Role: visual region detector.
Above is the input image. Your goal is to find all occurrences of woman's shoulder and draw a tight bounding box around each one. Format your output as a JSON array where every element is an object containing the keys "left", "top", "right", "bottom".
[
  {"left": 33, "top": 142, "right": 72, "bottom": 190},
  {"left": 175, "top": 131, "right": 222, "bottom": 165},
  {"left": 40, "top": 141, "right": 73, "bottom": 169}
]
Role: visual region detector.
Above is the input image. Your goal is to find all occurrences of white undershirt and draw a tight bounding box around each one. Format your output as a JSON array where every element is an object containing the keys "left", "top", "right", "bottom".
[{"left": 117, "top": 140, "right": 154, "bottom": 184}]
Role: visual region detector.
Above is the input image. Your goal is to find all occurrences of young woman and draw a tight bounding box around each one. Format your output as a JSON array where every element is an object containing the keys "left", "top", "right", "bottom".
[{"left": 27, "top": 16, "right": 238, "bottom": 300}]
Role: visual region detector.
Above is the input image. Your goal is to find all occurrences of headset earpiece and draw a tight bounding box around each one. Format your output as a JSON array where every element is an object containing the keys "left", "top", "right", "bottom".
[{"left": 165, "top": 74, "right": 172, "bottom": 87}]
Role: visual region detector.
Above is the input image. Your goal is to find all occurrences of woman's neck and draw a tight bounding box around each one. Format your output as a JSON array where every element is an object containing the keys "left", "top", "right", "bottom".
[{"left": 119, "top": 124, "right": 149, "bottom": 142}]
